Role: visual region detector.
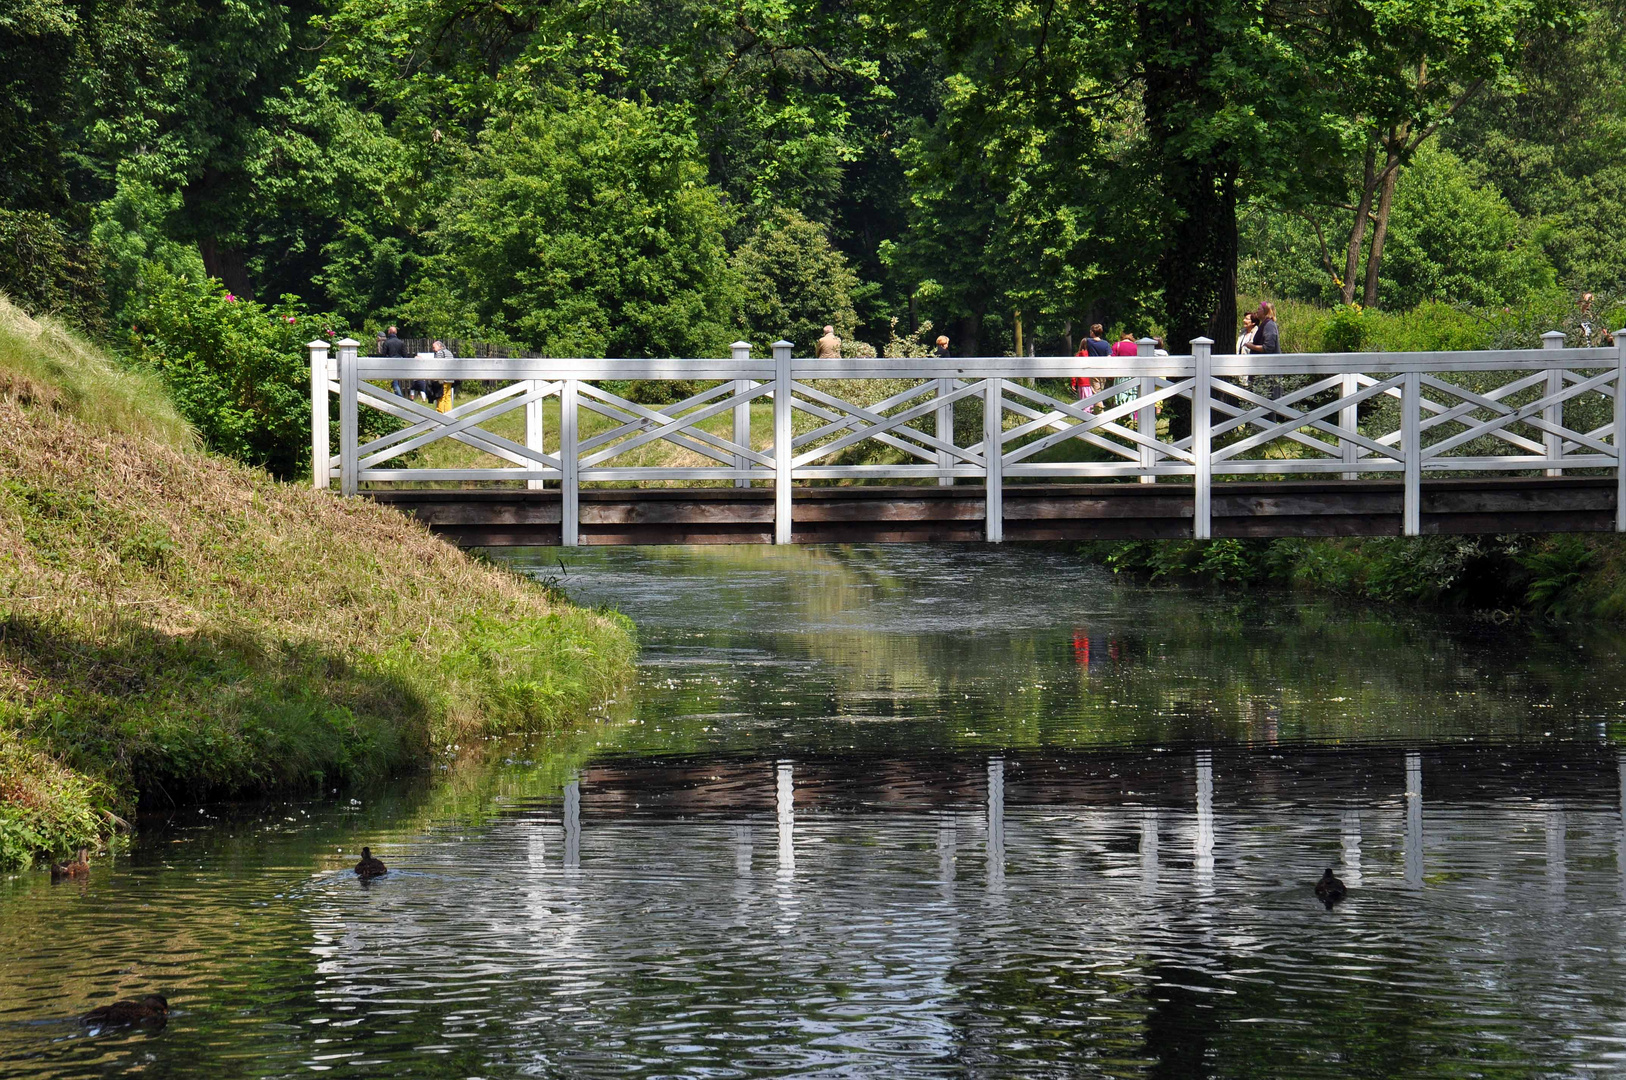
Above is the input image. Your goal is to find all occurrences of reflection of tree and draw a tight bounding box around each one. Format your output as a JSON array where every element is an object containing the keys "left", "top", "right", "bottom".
[{"left": 503, "top": 545, "right": 1626, "bottom": 760}]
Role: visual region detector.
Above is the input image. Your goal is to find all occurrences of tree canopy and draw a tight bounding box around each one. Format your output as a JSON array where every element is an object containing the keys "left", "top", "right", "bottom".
[{"left": 2, "top": 0, "right": 1620, "bottom": 383}]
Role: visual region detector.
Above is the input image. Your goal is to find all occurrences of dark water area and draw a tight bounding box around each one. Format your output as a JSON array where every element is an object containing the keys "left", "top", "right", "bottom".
[{"left": 6, "top": 545, "right": 1626, "bottom": 1078}]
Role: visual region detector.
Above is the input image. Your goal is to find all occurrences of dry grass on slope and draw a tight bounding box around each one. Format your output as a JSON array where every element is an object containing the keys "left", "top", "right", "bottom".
[{"left": 0, "top": 306, "right": 634, "bottom": 869}]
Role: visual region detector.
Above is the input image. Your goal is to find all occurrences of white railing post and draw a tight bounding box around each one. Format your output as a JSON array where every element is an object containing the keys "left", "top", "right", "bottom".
[
  {"left": 1542, "top": 330, "right": 1566, "bottom": 476},
  {"left": 1136, "top": 338, "right": 1157, "bottom": 484},
  {"left": 336, "top": 338, "right": 359, "bottom": 496},
  {"left": 731, "top": 341, "right": 753, "bottom": 488},
  {"left": 308, "top": 340, "right": 330, "bottom": 490},
  {"left": 936, "top": 378, "right": 955, "bottom": 487},
  {"left": 1341, "top": 372, "right": 1359, "bottom": 481},
  {"left": 526, "top": 375, "right": 546, "bottom": 492},
  {"left": 1191, "top": 337, "right": 1213, "bottom": 539},
  {"left": 560, "top": 379, "right": 579, "bottom": 546},
  {"left": 984, "top": 376, "right": 1004, "bottom": 542},
  {"left": 1403, "top": 369, "right": 1422, "bottom": 536},
  {"left": 773, "top": 340, "right": 794, "bottom": 544},
  {"left": 1615, "top": 328, "right": 1626, "bottom": 533}
]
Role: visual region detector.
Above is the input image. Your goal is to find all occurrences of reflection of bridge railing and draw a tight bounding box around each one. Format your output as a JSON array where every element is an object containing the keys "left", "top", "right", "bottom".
[{"left": 308, "top": 332, "right": 1626, "bottom": 543}]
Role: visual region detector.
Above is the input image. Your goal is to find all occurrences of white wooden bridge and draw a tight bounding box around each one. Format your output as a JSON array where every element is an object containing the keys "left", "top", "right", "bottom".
[{"left": 308, "top": 332, "right": 1626, "bottom": 546}]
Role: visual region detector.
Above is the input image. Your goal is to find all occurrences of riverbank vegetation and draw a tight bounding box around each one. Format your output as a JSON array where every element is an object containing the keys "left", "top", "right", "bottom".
[
  {"left": 1082, "top": 534, "right": 1626, "bottom": 624},
  {"left": 0, "top": 298, "right": 635, "bottom": 871}
]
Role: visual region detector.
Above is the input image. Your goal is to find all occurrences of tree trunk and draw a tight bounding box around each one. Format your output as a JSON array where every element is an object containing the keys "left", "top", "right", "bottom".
[
  {"left": 1341, "top": 141, "right": 1377, "bottom": 305},
  {"left": 1361, "top": 142, "right": 1400, "bottom": 307},
  {"left": 958, "top": 310, "right": 982, "bottom": 357},
  {"left": 199, "top": 237, "right": 254, "bottom": 300},
  {"left": 1139, "top": 0, "right": 1240, "bottom": 355}
]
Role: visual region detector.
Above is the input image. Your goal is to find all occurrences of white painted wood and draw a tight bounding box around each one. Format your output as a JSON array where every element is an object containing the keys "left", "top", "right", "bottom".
[
  {"left": 308, "top": 340, "right": 330, "bottom": 490},
  {"left": 1341, "top": 372, "right": 1358, "bottom": 480},
  {"left": 337, "top": 339, "right": 359, "bottom": 496},
  {"left": 1403, "top": 370, "right": 1422, "bottom": 536},
  {"left": 527, "top": 380, "right": 546, "bottom": 491},
  {"left": 560, "top": 379, "right": 579, "bottom": 547},
  {"left": 323, "top": 339, "right": 1626, "bottom": 504},
  {"left": 1136, "top": 338, "right": 1157, "bottom": 483},
  {"left": 1191, "top": 338, "right": 1213, "bottom": 540},
  {"left": 936, "top": 378, "right": 955, "bottom": 487},
  {"left": 1544, "top": 331, "right": 1566, "bottom": 476},
  {"left": 773, "top": 341, "right": 793, "bottom": 544},
  {"left": 1616, "top": 329, "right": 1626, "bottom": 532},
  {"left": 984, "top": 378, "right": 1004, "bottom": 543},
  {"left": 731, "top": 342, "right": 752, "bottom": 488}
]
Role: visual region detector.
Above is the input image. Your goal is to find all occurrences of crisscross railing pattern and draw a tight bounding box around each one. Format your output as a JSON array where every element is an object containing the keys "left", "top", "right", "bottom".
[{"left": 310, "top": 330, "right": 1626, "bottom": 544}]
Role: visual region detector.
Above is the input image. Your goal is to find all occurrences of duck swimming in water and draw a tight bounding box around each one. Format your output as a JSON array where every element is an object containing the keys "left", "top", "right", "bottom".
[
  {"left": 83, "top": 994, "right": 168, "bottom": 1028},
  {"left": 354, "top": 847, "right": 387, "bottom": 878},
  {"left": 51, "top": 849, "right": 89, "bottom": 882},
  {"left": 1315, "top": 868, "right": 1348, "bottom": 909}
]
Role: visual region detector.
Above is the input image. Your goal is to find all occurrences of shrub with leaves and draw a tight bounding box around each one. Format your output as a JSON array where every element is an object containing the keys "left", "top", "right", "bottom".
[{"left": 124, "top": 265, "right": 345, "bottom": 477}]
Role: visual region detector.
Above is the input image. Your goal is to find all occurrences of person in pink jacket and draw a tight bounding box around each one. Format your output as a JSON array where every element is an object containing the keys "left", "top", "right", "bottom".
[{"left": 1110, "top": 332, "right": 1138, "bottom": 357}]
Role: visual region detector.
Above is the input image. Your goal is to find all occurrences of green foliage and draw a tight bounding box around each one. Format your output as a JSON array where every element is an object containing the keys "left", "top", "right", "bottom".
[
  {"left": 733, "top": 210, "right": 859, "bottom": 353},
  {"left": 1085, "top": 532, "right": 1626, "bottom": 625},
  {"left": 1322, "top": 304, "right": 1368, "bottom": 352},
  {"left": 91, "top": 174, "right": 207, "bottom": 327},
  {"left": 0, "top": 210, "right": 106, "bottom": 334},
  {"left": 405, "top": 96, "right": 738, "bottom": 358},
  {"left": 1379, "top": 147, "right": 1555, "bottom": 309},
  {"left": 123, "top": 265, "right": 341, "bottom": 476}
]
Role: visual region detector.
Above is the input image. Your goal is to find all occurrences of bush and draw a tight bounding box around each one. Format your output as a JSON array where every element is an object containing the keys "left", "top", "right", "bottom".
[
  {"left": 733, "top": 209, "right": 860, "bottom": 354},
  {"left": 406, "top": 93, "right": 739, "bottom": 359},
  {"left": 0, "top": 209, "right": 106, "bottom": 336},
  {"left": 124, "top": 265, "right": 345, "bottom": 476}
]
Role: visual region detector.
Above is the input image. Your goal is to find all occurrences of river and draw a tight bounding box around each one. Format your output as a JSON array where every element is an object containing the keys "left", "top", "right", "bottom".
[{"left": 4, "top": 544, "right": 1626, "bottom": 1077}]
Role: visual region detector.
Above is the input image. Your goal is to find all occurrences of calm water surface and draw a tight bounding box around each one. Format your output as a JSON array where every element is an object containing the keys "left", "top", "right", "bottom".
[{"left": 6, "top": 545, "right": 1626, "bottom": 1078}]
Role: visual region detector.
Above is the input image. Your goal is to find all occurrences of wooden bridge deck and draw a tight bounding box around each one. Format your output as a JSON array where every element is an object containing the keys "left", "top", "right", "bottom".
[{"left": 368, "top": 476, "right": 1618, "bottom": 547}]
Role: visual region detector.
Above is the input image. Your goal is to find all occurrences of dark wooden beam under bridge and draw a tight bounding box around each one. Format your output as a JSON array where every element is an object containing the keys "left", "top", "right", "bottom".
[{"left": 366, "top": 475, "right": 1618, "bottom": 547}]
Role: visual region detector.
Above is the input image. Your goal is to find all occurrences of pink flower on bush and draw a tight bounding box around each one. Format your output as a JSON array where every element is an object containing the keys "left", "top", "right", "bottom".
[{"left": 225, "top": 292, "right": 237, "bottom": 302}]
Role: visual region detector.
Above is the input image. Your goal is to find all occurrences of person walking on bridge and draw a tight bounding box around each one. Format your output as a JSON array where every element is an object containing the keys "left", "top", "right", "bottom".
[
  {"left": 380, "top": 327, "right": 410, "bottom": 396},
  {"left": 816, "top": 325, "right": 842, "bottom": 359}
]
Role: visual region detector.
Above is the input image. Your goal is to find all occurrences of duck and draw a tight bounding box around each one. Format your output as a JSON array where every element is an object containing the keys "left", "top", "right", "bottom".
[
  {"left": 1314, "top": 868, "right": 1348, "bottom": 908},
  {"left": 51, "top": 848, "right": 90, "bottom": 882},
  {"left": 83, "top": 994, "right": 168, "bottom": 1027},
  {"left": 354, "top": 846, "right": 387, "bottom": 879}
]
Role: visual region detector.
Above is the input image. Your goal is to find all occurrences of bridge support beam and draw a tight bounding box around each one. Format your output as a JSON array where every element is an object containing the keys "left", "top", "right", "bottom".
[
  {"left": 560, "top": 379, "right": 578, "bottom": 546},
  {"left": 1403, "top": 371, "right": 1421, "bottom": 536},
  {"left": 308, "top": 340, "right": 330, "bottom": 490},
  {"left": 1615, "top": 328, "right": 1626, "bottom": 532},
  {"left": 1543, "top": 331, "right": 1566, "bottom": 477},
  {"left": 984, "top": 379, "right": 1003, "bottom": 542},
  {"left": 337, "top": 338, "right": 359, "bottom": 496},
  {"left": 731, "top": 341, "right": 753, "bottom": 489},
  {"left": 773, "top": 341, "right": 794, "bottom": 544},
  {"left": 1191, "top": 338, "right": 1213, "bottom": 539}
]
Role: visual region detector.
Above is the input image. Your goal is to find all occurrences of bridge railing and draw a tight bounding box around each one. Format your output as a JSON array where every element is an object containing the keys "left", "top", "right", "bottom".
[{"left": 308, "top": 331, "right": 1626, "bottom": 543}]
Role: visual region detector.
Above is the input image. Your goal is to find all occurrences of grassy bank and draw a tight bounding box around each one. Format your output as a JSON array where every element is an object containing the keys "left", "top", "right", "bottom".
[
  {"left": 0, "top": 298, "right": 635, "bottom": 871},
  {"left": 1082, "top": 534, "right": 1626, "bottom": 623}
]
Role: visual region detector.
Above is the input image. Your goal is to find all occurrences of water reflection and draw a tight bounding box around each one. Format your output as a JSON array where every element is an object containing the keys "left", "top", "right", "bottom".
[
  {"left": 8, "top": 545, "right": 1626, "bottom": 1079},
  {"left": 1405, "top": 750, "right": 1424, "bottom": 889}
]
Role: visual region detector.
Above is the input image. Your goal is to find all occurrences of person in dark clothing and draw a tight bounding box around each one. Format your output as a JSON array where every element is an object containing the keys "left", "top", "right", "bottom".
[
  {"left": 934, "top": 335, "right": 952, "bottom": 358},
  {"left": 1083, "top": 323, "right": 1112, "bottom": 357},
  {"left": 379, "top": 326, "right": 423, "bottom": 401},
  {"left": 1243, "top": 302, "right": 1283, "bottom": 402},
  {"left": 1244, "top": 304, "right": 1280, "bottom": 355}
]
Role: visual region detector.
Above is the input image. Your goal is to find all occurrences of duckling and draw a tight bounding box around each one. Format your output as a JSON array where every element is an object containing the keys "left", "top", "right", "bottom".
[
  {"left": 1314, "top": 868, "right": 1348, "bottom": 909},
  {"left": 51, "top": 848, "right": 90, "bottom": 882},
  {"left": 83, "top": 994, "right": 168, "bottom": 1028},
  {"left": 354, "top": 846, "right": 387, "bottom": 879}
]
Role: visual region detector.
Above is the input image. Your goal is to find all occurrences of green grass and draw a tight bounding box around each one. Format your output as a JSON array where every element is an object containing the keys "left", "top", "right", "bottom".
[{"left": 0, "top": 297, "right": 636, "bottom": 871}]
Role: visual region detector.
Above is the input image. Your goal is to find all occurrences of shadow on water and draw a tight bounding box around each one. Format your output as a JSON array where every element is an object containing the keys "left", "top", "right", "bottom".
[{"left": 6, "top": 544, "right": 1626, "bottom": 1078}]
